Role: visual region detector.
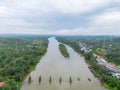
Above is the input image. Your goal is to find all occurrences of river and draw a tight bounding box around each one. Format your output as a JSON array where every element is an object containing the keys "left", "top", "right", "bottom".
[{"left": 20, "top": 37, "right": 107, "bottom": 90}]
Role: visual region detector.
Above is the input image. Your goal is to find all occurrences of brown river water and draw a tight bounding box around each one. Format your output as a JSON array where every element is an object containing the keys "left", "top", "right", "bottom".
[{"left": 20, "top": 37, "right": 107, "bottom": 90}]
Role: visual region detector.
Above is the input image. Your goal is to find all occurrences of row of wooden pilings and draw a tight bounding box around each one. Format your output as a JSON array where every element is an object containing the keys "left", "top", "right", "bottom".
[{"left": 28, "top": 76, "right": 91, "bottom": 85}]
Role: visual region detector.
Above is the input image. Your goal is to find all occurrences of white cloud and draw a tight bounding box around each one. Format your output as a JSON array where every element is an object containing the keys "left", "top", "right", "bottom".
[
  {"left": 93, "top": 11, "right": 120, "bottom": 25},
  {"left": 89, "top": 11, "right": 120, "bottom": 35},
  {"left": 0, "top": 6, "right": 12, "bottom": 15},
  {"left": 0, "top": 0, "right": 117, "bottom": 16},
  {"left": 0, "top": 6, "right": 6, "bottom": 14},
  {"left": 49, "top": 10, "right": 120, "bottom": 35},
  {"left": 47, "top": 0, "right": 111, "bottom": 14},
  {"left": 0, "top": 0, "right": 120, "bottom": 35},
  {"left": 49, "top": 26, "right": 120, "bottom": 35}
]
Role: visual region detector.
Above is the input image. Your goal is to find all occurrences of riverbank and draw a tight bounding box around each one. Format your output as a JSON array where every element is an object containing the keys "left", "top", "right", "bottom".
[
  {"left": 56, "top": 37, "right": 112, "bottom": 90},
  {"left": 0, "top": 36, "right": 48, "bottom": 90}
]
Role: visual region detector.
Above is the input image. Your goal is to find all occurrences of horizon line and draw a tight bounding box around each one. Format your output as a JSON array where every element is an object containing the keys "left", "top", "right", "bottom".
[{"left": 0, "top": 34, "right": 120, "bottom": 36}]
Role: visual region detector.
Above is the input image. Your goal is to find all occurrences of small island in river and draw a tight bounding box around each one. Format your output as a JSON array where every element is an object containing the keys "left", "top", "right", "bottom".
[{"left": 59, "top": 44, "right": 69, "bottom": 58}]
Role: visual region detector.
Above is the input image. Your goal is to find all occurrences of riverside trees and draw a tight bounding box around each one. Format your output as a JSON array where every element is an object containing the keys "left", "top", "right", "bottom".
[
  {"left": 56, "top": 36, "right": 120, "bottom": 90},
  {"left": 0, "top": 35, "right": 48, "bottom": 90}
]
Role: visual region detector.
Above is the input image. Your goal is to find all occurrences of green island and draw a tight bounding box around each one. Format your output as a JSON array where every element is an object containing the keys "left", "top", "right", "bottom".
[
  {"left": 57, "top": 36, "right": 120, "bottom": 90},
  {"left": 59, "top": 44, "right": 69, "bottom": 58},
  {"left": 0, "top": 35, "right": 48, "bottom": 90}
]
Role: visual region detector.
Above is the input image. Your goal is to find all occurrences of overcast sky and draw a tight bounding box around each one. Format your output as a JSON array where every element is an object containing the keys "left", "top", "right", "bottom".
[{"left": 0, "top": 0, "right": 120, "bottom": 35}]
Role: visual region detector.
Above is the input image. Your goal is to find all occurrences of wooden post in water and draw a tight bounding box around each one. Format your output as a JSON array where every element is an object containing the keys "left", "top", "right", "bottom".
[
  {"left": 69, "top": 76, "right": 72, "bottom": 85},
  {"left": 49, "top": 76, "right": 52, "bottom": 84},
  {"left": 28, "top": 76, "right": 31, "bottom": 84},
  {"left": 77, "top": 77, "right": 80, "bottom": 81},
  {"left": 88, "top": 78, "right": 91, "bottom": 81},
  {"left": 59, "top": 76, "right": 62, "bottom": 85},
  {"left": 39, "top": 76, "right": 41, "bottom": 84}
]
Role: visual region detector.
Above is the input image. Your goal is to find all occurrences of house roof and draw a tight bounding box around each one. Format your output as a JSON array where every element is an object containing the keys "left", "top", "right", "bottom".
[
  {"left": 0, "top": 82, "right": 5, "bottom": 87},
  {"left": 108, "top": 62, "right": 116, "bottom": 67}
]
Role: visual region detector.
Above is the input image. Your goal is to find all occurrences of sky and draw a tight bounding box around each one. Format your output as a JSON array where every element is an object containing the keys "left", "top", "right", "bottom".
[{"left": 0, "top": 0, "right": 120, "bottom": 35}]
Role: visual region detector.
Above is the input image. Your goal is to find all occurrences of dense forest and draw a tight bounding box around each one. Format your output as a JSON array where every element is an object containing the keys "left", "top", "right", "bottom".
[
  {"left": 0, "top": 35, "right": 48, "bottom": 90},
  {"left": 56, "top": 36, "right": 120, "bottom": 90}
]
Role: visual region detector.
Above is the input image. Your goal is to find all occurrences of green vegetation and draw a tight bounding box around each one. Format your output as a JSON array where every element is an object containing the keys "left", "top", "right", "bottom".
[
  {"left": 59, "top": 44, "right": 69, "bottom": 58},
  {"left": 0, "top": 35, "right": 48, "bottom": 90},
  {"left": 56, "top": 36, "right": 120, "bottom": 90},
  {"left": 84, "top": 53, "right": 120, "bottom": 90}
]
